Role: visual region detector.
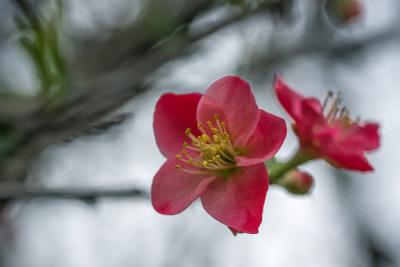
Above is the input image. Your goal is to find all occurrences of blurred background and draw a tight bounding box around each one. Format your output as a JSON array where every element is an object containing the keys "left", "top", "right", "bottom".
[{"left": 0, "top": 0, "right": 399, "bottom": 266}]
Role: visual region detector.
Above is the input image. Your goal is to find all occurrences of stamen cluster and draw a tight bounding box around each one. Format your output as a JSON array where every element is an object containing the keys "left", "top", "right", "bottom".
[
  {"left": 175, "top": 114, "right": 238, "bottom": 174},
  {"left": 322, "top": 91, "right": 357, "bottom": 124}
]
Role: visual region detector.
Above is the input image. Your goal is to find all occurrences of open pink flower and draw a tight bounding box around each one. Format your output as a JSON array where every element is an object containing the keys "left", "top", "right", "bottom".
[
  {"left": 274, "top": 76, "right": 380, "bottom": 172},
  {"left": 152, "top": 76, "right": 287, "bottom": 234}
]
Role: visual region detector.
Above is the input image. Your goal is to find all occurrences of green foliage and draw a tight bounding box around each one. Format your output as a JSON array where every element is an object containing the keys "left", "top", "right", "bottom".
[{"left": 14, "top": 0, "right": 69, "bottom": 106}]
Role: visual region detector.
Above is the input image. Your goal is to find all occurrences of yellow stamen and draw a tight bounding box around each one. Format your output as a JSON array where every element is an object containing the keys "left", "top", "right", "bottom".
[
  {"left": 175, "top": 165, "right": 181, "bottom": 169},
  {"left": 221, "top": 142, "right": 226, "bottom": 151},
  {"left": 177, "top": 114, "right": 240, "bottom": 174},
  {"left": 185, "top": 145, "right": 200, "bottom": 151}
]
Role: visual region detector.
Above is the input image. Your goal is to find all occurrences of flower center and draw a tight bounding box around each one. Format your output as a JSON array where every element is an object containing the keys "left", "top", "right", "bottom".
[
  {"left": 322, "top": 91, "right": 357, "bottom": 125},
  {"left": 175, "top": 114, "right": 238, "bottom": 175}
]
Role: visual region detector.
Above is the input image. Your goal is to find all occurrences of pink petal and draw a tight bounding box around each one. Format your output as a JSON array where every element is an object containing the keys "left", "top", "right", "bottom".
[
  {"left": 197, "top": 76, "right": 260, "bottom": 147},
  {"left": 295, "top": 98, "right": 326, "bottom": 143},
  {"left": 324, "top": 149, "right": 374, "bottom": 172},
  {"left": 302, "top": 97, "right": 323, "bottom": 118},
  {"left": 154, "top": 93, "right": 202, "bottom": 158},
  {"left": 274, "top": 76, "right": 305, "bottom": 122},
  {"left": 201, "top": 163, "right": 268, "bottom": 234},
  {"left": 236, "top": 110, "right": 287, "bottom": 166},
  {"left": 152, "top": 158, "right": 217, "bottom": 215},
  {"left": 317, "top": 131, "right": 374, "bottom": 172},
  {"left": 340, "top": 123, "right": 380, "bottom": 151}
]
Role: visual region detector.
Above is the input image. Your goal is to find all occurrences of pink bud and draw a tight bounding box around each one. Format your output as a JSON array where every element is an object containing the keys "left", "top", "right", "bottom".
[
  {"left": 325, "top": 0, "right": 362, "bottom": 24},
  {"left": 341, "top": 0, "right": 362, "bottom": 21},
  {"left": 280, "top": 169, "right": 313, "bottom": 195}
]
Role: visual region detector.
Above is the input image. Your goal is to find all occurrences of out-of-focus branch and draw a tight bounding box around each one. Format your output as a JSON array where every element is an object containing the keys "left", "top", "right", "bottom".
[
  {"left": 247, "top": 1, "right": 400, "bottom": 70},
  {"left": 0, "top": 0, "right": 290, "bottom": 182},
  {"left": 0, "top": 183, "right": 149, "bottom": 202},
  {"left": 3, "top": 0, "right": 397, "bottom": 184}
]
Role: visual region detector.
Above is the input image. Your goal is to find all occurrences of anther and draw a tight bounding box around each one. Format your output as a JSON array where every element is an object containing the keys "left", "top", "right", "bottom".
[
  {"left": 213, "top": 135, "right": 219, "bottom": 142},
  {"left": 322, "top": 91, "right": 334, "bottom": 111},
  {"left": 214, "top": 114, "right": 219, "bottom": 120},
  {"left": 175, "top": 155, "right": 181, "bottom": 159},
  {"left": 183, "top": 142, "right": 188, "bottom": 148},
  {"left": 202, "top": 134, "right": 209, "bottom": 142},
  {"left": 221, "top": 143, "right": 226, "bottom": 151},
  {"left": 182, "top": 150, "right": 187, "bottom": 156},
  {"left": 175, "top": 165, "right": 182, "bottom": 169},
  {"left": 185, "top": 128, "right": 191, "bottom": 136},
  {"left": 207, "top": 121, "right": 212, "bottom": 127},
  {"left": 198, "top": 123, "right": 202, "bottom": 128}
]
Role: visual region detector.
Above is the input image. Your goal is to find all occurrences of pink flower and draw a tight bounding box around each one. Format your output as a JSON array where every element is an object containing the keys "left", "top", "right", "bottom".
[
  {"left": 274, "top": 76, "right": 380, "bottom": 172},
  {"left": 152, "top": 76, "right": 287, "bottom": 234}
]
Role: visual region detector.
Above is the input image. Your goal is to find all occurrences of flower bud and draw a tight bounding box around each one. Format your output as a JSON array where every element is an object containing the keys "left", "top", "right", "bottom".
[
  {"left": 280, "top": 169, "right": 313, "bottom": 195},
  {"left": 325, "top": 0, "right": 362, "bottom": 24}
]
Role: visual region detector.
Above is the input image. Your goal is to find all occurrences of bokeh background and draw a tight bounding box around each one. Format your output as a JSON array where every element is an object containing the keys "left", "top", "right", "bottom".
[{"left": 0, "top": 0, "right": 399, "bottom": 266}]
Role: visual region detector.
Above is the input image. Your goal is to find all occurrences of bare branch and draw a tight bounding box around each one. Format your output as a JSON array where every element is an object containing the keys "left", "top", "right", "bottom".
[
  {"left": 0, "top": 183, "right": 149, "bottom": 202},
  {"left": 0, "top": 1, "right": 288, "bottom": 182}
]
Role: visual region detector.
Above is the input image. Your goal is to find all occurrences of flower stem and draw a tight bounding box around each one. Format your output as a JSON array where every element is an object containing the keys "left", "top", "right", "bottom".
[{"left": 267, "top": 148, "right": 315, "bottom": 182}]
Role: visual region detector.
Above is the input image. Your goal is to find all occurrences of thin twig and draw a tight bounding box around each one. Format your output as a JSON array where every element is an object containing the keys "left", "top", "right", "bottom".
[{"left": 0, "top": 183, "right": 149, "bottom": 201}]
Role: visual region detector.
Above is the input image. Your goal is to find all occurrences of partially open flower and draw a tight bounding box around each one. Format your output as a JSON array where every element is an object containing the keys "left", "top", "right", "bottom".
[
  {"left": 274, "top": 76, "right": 380, "bottom": 172},
  {"left": 152, "top": 76, "right": 287, "bottom": 234}
]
